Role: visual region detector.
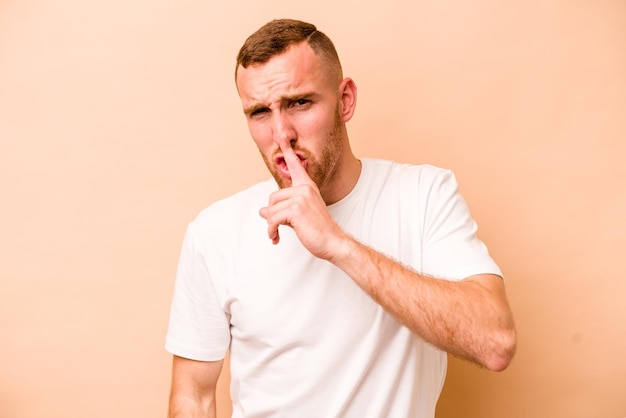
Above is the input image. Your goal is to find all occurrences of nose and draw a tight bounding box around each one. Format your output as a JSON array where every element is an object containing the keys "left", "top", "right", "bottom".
[{"left": 271, "top": 112, "right": 296, "bottom": 149}]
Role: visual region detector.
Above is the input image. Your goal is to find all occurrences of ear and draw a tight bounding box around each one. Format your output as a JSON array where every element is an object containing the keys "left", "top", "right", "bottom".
[{"left": 338, "top": 77, "right": 357, "bottom": 123}]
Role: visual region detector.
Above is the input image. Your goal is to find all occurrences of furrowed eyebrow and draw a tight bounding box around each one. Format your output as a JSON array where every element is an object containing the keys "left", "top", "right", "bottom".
[
  {"left": 243, "top": 93, "right": 316, "bottom": 116},
  {"left": 283, "top": 93, "right": 314, "bottom": 103},
  {"left": 243, "top": 103, "right": 269, "bottom": 116}
]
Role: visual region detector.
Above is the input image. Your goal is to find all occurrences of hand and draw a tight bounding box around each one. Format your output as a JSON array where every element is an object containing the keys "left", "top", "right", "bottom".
[{"left": 259, "top": 142, "right": 345, "bottom": 259}]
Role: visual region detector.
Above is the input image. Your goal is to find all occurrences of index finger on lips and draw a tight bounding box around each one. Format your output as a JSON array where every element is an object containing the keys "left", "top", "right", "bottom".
[{"left": 280, "top": 140, "right": 310, "bottom": 186}]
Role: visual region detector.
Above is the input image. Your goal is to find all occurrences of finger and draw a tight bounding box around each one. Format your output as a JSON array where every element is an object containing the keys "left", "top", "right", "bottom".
[
  {"left": 259, "top": 206, "right": 280, "bottom": 244},
  {"left": 260, "top": 194, "right": 300, "bottom": 245},
  {"left": 279, "top": 140, "right": 311, "bottom": 186}
]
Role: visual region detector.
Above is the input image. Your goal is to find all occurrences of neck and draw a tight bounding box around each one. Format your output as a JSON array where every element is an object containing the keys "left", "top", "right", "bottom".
[{"left": 320, "top": 146, "right": 361, "bottom": 206}]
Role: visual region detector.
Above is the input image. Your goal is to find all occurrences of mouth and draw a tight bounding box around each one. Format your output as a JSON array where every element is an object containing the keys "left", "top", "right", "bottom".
[{"left": 274, "top": 153, "right": 307, "bottom": 178}]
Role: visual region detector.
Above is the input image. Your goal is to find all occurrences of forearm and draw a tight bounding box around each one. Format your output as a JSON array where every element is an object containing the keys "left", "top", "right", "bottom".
[
  {"left": 329, "top": 235, "right": 516, "bottom": 371},
  {"left": 168, "top": 392, "right": 216, "bottom": 418}
]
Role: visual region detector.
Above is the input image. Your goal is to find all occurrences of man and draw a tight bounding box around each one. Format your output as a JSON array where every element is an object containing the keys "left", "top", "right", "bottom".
[{"left": 166, "top": 19, "right": 516, "bottom": 418}]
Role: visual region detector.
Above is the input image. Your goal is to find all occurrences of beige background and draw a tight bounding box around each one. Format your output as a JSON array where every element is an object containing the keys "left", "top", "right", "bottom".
[{"left": 1, "top": 1, "right": 625, "bottom": 417}]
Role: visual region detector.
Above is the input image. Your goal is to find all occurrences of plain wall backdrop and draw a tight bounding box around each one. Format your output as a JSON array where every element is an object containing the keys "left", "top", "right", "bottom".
[{"left": 1, "top": 1, "right": 625, "bottom": 417}]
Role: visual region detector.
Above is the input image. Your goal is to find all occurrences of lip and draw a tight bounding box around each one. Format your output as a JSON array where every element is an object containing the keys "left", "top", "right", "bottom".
[{"left": 274, "top": 152, "right": 307, "bottom": 178}]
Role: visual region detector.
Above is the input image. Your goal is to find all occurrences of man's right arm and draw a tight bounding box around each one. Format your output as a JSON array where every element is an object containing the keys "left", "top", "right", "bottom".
[{"left": 168, "top": 355, "right": 224, "bottom": 418}]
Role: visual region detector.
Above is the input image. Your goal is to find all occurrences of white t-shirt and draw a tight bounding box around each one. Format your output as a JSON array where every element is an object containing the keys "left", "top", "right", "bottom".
[{"left": 166, "top": 159, "right": 501, "bottom": 418}]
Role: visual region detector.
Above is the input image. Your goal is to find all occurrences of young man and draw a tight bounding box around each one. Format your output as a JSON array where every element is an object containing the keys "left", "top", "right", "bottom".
[{"left": 166, "top": 19, "right": 516, "bottom": 418}]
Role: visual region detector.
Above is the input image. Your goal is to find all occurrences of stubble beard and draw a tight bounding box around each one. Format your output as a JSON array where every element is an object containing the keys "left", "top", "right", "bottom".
[{"left": 262, "top": 110, "right": 343, "bottom": 190}]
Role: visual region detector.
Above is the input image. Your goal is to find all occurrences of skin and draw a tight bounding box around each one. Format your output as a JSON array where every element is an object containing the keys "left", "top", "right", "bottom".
[
  {"left": 169, "top": 41, "right": 517, "bottom": 416},
  {"left": 169, "top": 356, "right": 223, "bottom": 418},
  {"left": 237, "top": 42, "right": 361, "bottom": 206}
]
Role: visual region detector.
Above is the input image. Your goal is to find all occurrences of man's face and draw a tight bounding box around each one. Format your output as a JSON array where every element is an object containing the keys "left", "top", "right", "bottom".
[{"left": 236, "top": 42, "right": 344, "bottom": 190}]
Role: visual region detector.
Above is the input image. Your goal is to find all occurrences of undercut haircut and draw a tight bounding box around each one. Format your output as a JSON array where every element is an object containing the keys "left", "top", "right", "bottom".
[{"left": 235, "top": 19, "right": 343, "bottom": 82}]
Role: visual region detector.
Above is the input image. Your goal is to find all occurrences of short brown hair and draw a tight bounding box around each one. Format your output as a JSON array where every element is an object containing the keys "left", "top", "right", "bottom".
[{"left": 235, "top": 19, "right": 342, "bottom": 81}]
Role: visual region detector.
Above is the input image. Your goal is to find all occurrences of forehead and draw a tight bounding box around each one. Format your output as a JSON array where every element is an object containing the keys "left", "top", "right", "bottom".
[{"left": 236, "top": 43, "right": 331, "bottom": 102}]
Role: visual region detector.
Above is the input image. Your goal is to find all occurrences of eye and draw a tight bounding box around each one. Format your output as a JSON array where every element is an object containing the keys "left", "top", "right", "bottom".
[
  {"left": 289, "top": 98, "right": 311, "bottom": 110},
  {"left": 250, "top": 108, "right": 269, "bottom": 117}
]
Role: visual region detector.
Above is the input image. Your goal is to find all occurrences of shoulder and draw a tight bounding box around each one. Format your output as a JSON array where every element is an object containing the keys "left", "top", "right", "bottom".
[{"left": 362, "top": 158, "right": 456, "bottom": 190}]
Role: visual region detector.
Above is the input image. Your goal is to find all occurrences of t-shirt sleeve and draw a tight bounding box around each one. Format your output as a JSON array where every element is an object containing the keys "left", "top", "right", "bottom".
[
  {"left": 165, "top": 221, "right": 231, "bottom": 361},
  {"left": 420, "top": 168, "right": 502, "bottom": 281}
]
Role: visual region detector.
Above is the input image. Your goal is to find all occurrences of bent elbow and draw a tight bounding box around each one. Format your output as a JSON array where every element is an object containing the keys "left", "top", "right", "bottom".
[{"left": 484, "top": 328, "right": 517, "bottom": 372}]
